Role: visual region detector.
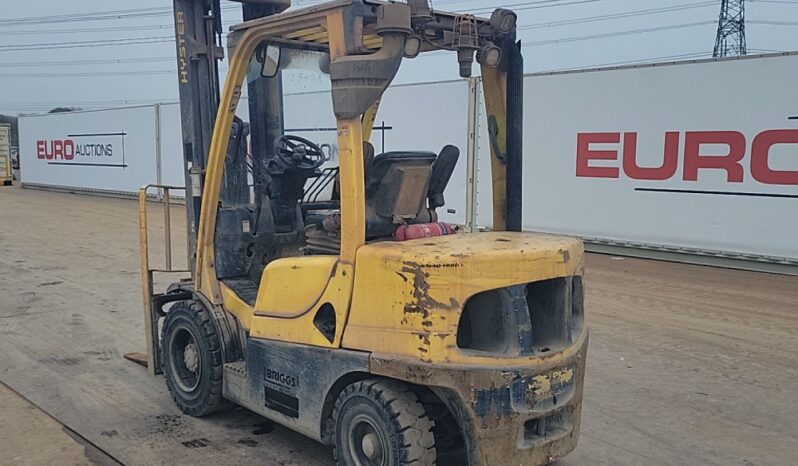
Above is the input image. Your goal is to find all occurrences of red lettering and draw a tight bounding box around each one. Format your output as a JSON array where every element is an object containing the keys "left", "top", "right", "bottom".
[
  {"left": 44, "top": 140, "right": 54, "bottom": 159},
  {"left": 63, "top": 139, "right": 74, "bottom": 160},
  {"left": 683, "top": 131, "right": 745, "bottom": 182},
  {"left": 751, "top": 129, "right": 798, "bottom": 185},
  {"left": 622, "top": 132, "right": 679, "bottom": 181},
  {"left": 53, "top": 140, "right": 64, "bottom": 160},
  {"left": 37, "top": 140, "right": 76, "bottom": 161},
  {"left": 576, "top": 132, "right": 619, "bottom": 178}
]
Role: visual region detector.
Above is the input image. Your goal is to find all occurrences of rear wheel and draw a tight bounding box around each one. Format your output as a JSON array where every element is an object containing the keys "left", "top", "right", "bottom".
[
  {"left": 161, "top": 300, "right": 229, "bottom": 416},
  {"left": 333, "top": 379, "right": 436, "bottom": 466}
]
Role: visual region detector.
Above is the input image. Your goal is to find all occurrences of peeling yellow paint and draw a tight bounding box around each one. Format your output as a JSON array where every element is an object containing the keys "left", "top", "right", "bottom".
[
  {"left": 529, "top": 367, "right": 574, "bottom": 396},
  {"left": 551, "top": 367, "right": 575, "bottom": 385},
  {"left": 530, "top": 375, "right": 552, "bottom": 395}
]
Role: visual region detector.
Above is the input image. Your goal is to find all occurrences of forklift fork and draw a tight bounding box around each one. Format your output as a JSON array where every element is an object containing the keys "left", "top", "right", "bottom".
[{"left": 134, "top": 184, "right": 192, "bottom": 375}]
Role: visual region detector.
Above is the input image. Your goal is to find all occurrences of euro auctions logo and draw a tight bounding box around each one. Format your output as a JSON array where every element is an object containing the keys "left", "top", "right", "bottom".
[
  {"left": 37, "top": 139, "right": 113, "bottom": 160},
  {"left": 576, "top": 129, "right": 798, "bottom": 186},
  {"left": 37, "top": 139, "right": 75, "bottom": 160},
  {"left": 35, "top": 132, "right": 126, "bottom": 168}
]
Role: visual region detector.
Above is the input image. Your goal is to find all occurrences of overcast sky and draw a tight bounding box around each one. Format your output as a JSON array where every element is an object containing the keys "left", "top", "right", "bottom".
[{"left": 0, "top": 0, "right": 796, "bottom": 115}]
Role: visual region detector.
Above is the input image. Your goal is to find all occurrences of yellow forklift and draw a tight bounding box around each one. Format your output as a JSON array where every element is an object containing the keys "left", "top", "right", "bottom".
[{"left": 138, "top": 1, "right": 588, "bottom": 464}]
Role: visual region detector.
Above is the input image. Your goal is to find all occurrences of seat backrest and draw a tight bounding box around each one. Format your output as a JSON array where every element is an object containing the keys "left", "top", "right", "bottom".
[
  {"left": 428, "top": 145, "right": 460, "bottom": 209},
  {"left": 367, "top": 151, "right": 436, "bottom": 219}
]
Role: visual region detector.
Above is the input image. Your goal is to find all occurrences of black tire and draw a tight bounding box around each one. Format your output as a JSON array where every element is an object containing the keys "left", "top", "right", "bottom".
[
  {"left": 332, "top": 379, "right": 436, "bottom": 466},
  {"left": 161, "top": 300, "right": 229, "bottom": 417}
]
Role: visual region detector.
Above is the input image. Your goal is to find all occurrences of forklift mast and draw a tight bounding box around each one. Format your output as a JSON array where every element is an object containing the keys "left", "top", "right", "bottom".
[
  {"left": 172, "top": 0, "right": 224, "bottom": 271},
  {"left": 172, "top": 0, "right": 289, "bottom": 273}
]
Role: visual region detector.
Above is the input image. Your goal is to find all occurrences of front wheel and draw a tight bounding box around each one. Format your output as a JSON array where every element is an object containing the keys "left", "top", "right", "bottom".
[
  {"left": 161, "top": 300, "right": 229, "bottom": 417},
  {"left": 332, "top": 379, "right": 436, "bottom": 466}
]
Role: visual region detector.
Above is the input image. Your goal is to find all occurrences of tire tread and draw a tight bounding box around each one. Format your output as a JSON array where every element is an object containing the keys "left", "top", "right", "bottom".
[
  {"left": 161, "top": 300, "right": 230, "bottom": 417},
  {"left": 332, "top": 378, "right": 436, "bottom": 465}
]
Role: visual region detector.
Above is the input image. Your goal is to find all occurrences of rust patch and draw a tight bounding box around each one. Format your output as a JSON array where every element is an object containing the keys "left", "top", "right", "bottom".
[
  {"left": 413, "top": 332, "right": 431, "bottom": 346},
  {"left": 399, "top": 261, "right": 460, "bottom": 319},
  {"left": 413, "top": 331, "right": 433, "bottom": 357},
  {"left": 559, "top": 248, "right": 570, "bottom": 263}
]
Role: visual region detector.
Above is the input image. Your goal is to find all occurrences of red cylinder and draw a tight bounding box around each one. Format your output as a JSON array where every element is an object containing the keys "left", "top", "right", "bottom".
[{"left": 394, "top": 223, "right": 458, "bottom": 241}]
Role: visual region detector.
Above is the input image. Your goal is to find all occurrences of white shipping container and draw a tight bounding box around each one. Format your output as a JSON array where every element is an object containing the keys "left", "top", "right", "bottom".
[
  {"left": 476, "top": 53, "right": 798, "bottom": 263},
  {"left": 18, "top": 106, "right": 159, "bottom": 194}
]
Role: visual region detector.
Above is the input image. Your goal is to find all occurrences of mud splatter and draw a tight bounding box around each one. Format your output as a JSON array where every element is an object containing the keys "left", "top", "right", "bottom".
[
  {"left": 252, "top": 421, "right": 275, "bottom": 435},
  {"left": 182, "top": 438, "right": 209, "bottom": 448}
]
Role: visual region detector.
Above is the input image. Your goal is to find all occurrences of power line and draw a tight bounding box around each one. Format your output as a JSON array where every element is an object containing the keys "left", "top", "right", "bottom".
[
  {"left": 0, "top": 24, "right": 175, "bottom": 35},
  {"left": 0, "top": 36, "right": 174, "bottom": 52},
  {"left": 748, "top": 19, "right": 798, "bottom": 25},
  {"left": 540, "top": 51, "right": 714, "bottom": 72},
  {"left": 0, "top": 7, "right": 171, "bottom": 25},
  {"left": 472, "top": 0, "right": 618, "bottom": 14},
  {"left": 0, "top": 5, "right": 718, "bottom": 56},
  {"left": 0, "top": 102, "right": 179, "bottom": 111},
  {"left": 0, "top": 1, "right": 790, "bottom": 80},
  {"left": 0, "top": 17, "right": 733, "bottom": 63},
  {"left": 1, "top": 57, "right": 175, "bottom": 67},
  {"left": 524, "top": 20, "right": 717, "bottom": 46},
  {"left": 0, "top": 5, "right": 239, "bottom": 27},
  {"left": 1, "top": 99, "right": 178, "bottom": 106},
  {"left": 0, "top": 66, "right": 231, "bottom": 78},
  {"left": 418, "top": 19, "right": 718, "bottom": 57},
  {"left": 748, "top": 47, "right": 788, "bottom": 51},
  {"left": 0, "top": 0, "right": 792, "bottom": 29},
  {"left": 0, "top": 19, "right": 718, "bottom": 68},
  {"left": 518, "top": 1, "right": 717, "bottom": 30},
  {"left": 0, "top": 50, "right": 724, "bottom": 112},
  {"left": 0, "top": 70, "right": 177, "bottom": 78},
  {"left": 0, "top": 21, "right": 240, "bottom": 35}
]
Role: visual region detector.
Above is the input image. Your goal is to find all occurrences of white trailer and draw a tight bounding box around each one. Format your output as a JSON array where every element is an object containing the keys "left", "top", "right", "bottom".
[
  {"left": 475, "top": 52, "right": 798, "bottom": 269},
  {"left": 18, "top": 106, "right": 162, "bottom": 195}
]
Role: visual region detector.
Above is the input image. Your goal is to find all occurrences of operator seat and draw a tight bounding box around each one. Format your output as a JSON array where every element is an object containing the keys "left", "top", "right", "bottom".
[
  {"left": 364, "top": 145, "right": 460, "bottom": 238},
  {"left": 304, "top": 145, "right": 460, "bottom": 252}
]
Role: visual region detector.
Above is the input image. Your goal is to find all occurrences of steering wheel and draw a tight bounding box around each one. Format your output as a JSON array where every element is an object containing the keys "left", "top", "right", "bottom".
[{"left": 275, "top": 135, "right": 325, "bottom": 170}]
